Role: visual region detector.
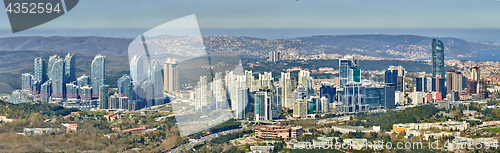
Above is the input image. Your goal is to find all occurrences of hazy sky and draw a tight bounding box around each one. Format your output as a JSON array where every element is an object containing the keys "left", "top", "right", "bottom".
[
  {"left": 1, "top": 0, "right": 500, "bottom": 40},
  {"left": 1, "top": 0, "right": 500, "bottom": 29}
]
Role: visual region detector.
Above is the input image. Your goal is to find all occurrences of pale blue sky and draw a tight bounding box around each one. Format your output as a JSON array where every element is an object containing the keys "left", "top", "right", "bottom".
[{"left": 1, "top": 0, "right": 500, "bottom": 40}]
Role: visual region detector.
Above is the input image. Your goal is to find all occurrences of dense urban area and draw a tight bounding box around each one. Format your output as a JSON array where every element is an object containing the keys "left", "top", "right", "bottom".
[{"left": 2, "top": 36, "right": 500, "bottom": 153}]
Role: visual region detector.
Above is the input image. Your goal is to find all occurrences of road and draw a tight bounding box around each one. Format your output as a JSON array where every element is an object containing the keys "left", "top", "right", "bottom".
[{"left": 167, "top": 127, "right": 245, "bottom": 153}]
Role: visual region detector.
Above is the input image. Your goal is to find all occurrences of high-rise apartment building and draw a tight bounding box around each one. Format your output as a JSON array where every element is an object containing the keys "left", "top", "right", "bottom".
[
  {"left": 21, "top": 73, "right": 32, "bottom": 90},
  {"left": 91, "top": 55, "right": 105, "bottom": 98},
  {"left": 280, "top": 72, "right": 293, "bottom": 108},
  {"left": 259, "top": 72, "right": 273, "bottom": 88},
  {"left": 150, "top": 60, "right": 164, "bottom": 105},
  {"left": 34, "top": 57, "right": 47, "bottom": 84},
  {"left": 99, "top": 85, "right": 109, "bottom": 109},
  {"left": 64, "top": 53, "right": 76, "bottom": 83},
  {"left": 269, "top": 51, "right": 280, "bottom": 62},
  {"left": 130, "top": 55, "right": 145, "bottom": 85},
  {"left": 40, "top": 81, "right": 51, "bottom": 102},
  {"left": 51, "top": 59, "right": 65, "bottom": 98},
  {"left": 245, "top": 70, "right": 254, "bottom": 91},
  {"left": 47, "top": 54, "right": 60, "bottom": 80},
  {"left": 212, "top": 72, "right": 224, "bottom": 110},
  {"left": 117, "top": 75, "right": 133, "bottom": 110},
  {"left": 195, "top": 76, "right": 208, "bottom": 111},
  {"left": 164, "top": 57, "right": 179, "bottom": 93}
]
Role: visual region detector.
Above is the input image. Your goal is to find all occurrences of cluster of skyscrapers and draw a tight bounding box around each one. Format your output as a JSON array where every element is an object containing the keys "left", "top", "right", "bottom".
[{"left": 21, "top": 54, "right": 181, "bottom": 111}]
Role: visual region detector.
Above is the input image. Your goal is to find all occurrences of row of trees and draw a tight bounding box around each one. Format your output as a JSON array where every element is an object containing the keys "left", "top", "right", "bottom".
[{"left": 357, "top": 105, "right": 442, "bottom": 130}]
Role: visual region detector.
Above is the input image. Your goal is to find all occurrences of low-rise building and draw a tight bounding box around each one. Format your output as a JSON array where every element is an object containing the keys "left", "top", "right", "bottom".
[
  {"left": 0, "top": 116, "right": 14, "bottom": 123},
  {"left": 250, "top": 146, "right": 274, "bottom": 153},
  {"left": 393, "top": 121, "right": 469, "bottom": 133},
  {"left": 331, "top": 125, "right": 377, "bottom": 134},
  {"left": 255, "top": 124, "right": 303, "bottom": 141},
  {"left": 61, "top": 123, "right": 78, "bottom": 132},
  {"left": 23, "top": 128, "right": 53, "bottom": 136}
]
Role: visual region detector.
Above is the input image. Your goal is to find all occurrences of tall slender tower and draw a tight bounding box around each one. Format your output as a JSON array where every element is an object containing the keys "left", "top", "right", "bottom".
[
  {"left": 91, "top": 55, "right": 105, "bottom": 98},
  {"left": 130, "top": 55, "right": 145, "bottom": 85},
  {"left": 164, "top": 57, "right": 179, "bottom": 93},
  {"left": 432, "top": 39, "right": 445, "bottom": 78},
  {"left": 51, "top": 59, "right": 65, "bottom": 98},
  {"left": 245, "top": 70, "right": 253, "bottom": 91},
  {"left": 34, "top": 57, "right": 46, "bottom": 83},
  {"left": 212, "top": 72, "right": 224, "bottom": 110},
  {"left": 99, "top": 85, "right": 109, "bottom": 109},
  {"left": 64, "top": 53, "right": 76, "bottom": 83},
  {"left": 150, "top": 60, "right": 164, "bottom": 105},
  {"left": 47, "top": 54, "right": 60, "bottom": 80},
  {"left": 280, "top": 72, "right": 292, "bottom": 108}
]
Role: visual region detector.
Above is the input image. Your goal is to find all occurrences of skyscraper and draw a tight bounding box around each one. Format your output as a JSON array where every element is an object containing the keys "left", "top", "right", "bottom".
[
  {"left": 446, "top": 68, "right": 465, "bottom": 94},
  {"left": 99, "top": 85, "right": 109, "bottom": 109},
  {"left": 142, "top": 80, "right": 154, "bottom": 107},
  {"left": 150, "top": 60, "right": 164, "bottom": 105},
  {"left": 269, "top": 51, "right": 280, "bottom": 62},
  {"left": 348, "top": 66, "right": 361, "bottom": 83},
  {"left": 236, "top": 88, "right": 248, "bottom": 119},
  {"left": 320, "top": 82, "right": 336, "bottom": 103},
  {"left": 280, "top": 72, "right": 293, "bottom": 108},
  {"left": 130, "top": 55, "right": 145, "bottom": 85},
  {"left": 34, "top": 57, "right": 46, "bottom": 84},
  {"left": 259, "top": 72, "right": 272, "bottom": 88},
  {"left": 64, "top": 53, "right": 76, "bottom": 83},
  {"left": 195, "top": 76, "right": 208, "bottom": 111},
  {"left": 91, "top": 55, "right": 105, "bottom": 98},
  {"left": 40, "top": 81, "right": 51, "bottom": 102},
  {"left": 226, "top": 71, "right": 247, "bottom": 116},
  {"left": 339, "top": 58, "right": 359, "bottom": 88},
  {"left": 254, "top": 91, "right": 270, "bottom": 121},
  {"left": 293, "top": 100, "right": 307, "bottom": 118},
  {"left": 164, "top": 57, "right": 179, "bottom": 93},
  {"left": 117, "top": 75, "right": 133, "bottom": 110},
  {"left": 432, "top": 39, "right": 445, "bottom": 78},
  {"left": 388, "top": 65, "right": 406, "bottom": 77},
  {"left": 47, "top": 54, "right": 60, "bottom": 80},
  {"left": 212, "top": 72, "right": 224, "bottom": 110},
  {"left": 51, "top": 59, "right": 65, "bottom": 98},
  {"left": 342, "top": 82, "right": 368, "bottom": 113},
  {"left": 385, "top": 69, "right": 399, "bottom": 92},
  {"left": 118, "top": 75, "right": 132, "bottom": 98},
  {"left": 21, "top": 73, "right": 32, "bottom": 90},
  {"left": 245, "top": 70, "right": 254, "bottom": 91}
]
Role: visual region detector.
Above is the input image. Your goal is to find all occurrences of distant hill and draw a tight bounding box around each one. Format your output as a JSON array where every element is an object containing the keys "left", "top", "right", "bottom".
[
  {"left": 0, "top": 35, "right": 498, "bottom": 59},
  {"left": 295, "top": 35, "right": 499, "bottom": 58},
  {"left": 0, "top": 36, "right": 133, "bottom": 56}
]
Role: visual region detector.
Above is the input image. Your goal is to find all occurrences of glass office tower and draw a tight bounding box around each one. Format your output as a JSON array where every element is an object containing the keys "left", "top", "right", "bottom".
[{"left": 432, "top": 39, "right": 445, "bottom": 78}]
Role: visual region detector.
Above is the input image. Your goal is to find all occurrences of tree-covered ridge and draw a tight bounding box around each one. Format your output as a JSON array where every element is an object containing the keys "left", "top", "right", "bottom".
[
  {"left": 0, "top": 100, "right": 79, "bottom": 119},
  {"left": 357, "top": 105, "right": 442, "bottom": 130}
]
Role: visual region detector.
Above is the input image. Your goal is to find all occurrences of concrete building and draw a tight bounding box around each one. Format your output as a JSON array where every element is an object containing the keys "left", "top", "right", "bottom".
[
  {"left": 293, "top": 100, "right": 307, "bottom": 118},
  {"left": 342, "top": 82, "right": 368, "bottom": 113},
  {"left": 331, "top": 125, "right": 378, "bottom": 134},
  {"left": 164, "top": 58, "right": 180, "bottom": 93},
  {"left": 255, "top": 124, "right": 303, "bottom": 141}
]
